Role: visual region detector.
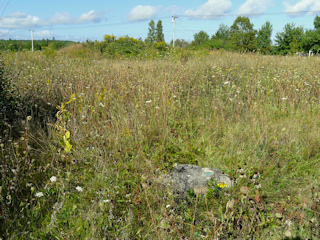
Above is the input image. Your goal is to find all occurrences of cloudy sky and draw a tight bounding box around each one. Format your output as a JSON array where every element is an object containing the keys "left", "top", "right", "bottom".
[{"left": 0, "top": 0, "right": 319, "bottom": 43}]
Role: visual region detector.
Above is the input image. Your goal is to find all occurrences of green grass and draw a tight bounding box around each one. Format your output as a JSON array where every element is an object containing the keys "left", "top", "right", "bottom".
[{"left": 1, "top": 48, "right": 320, "bottom": 239}]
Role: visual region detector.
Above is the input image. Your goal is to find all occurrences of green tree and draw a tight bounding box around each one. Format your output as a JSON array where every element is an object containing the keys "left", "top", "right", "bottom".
[
  {"left": 275, "top": 23, "right": 304, "bottom": 55},
  {"left": 230, "top": 16, "right": 257, "bottom": 52},
  {"left": 156, "top": 20, "right": 165, "bottom": 42},
  {"left": 256, "top": 21, "right": 273, "bottom": 54},
  {"left": 192, "top": 30, "right": 210, "bottom": 46},
  {"left": 214, "top": 24, "right": 230, "bottom": 40},
  {"left": 314, "top": 15, "right": 320, "bottom": 30},
  {"left": 301, "top": 16, "right": 320, "bottom": 53},
  {"left": 146, "top": 20, "right": 156, "bottom": 44}
]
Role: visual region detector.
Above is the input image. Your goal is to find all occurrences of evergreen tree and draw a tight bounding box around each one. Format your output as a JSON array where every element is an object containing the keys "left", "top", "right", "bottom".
[
  {"left": 156, "top": 20, "right": 165, "bottom": 42},
  {"left": 256, "top": 21, "right": 273, "bottom": 54},
  {"left": 146, "top": 20, "right": 156, "bottom": 44},
  {"left": 230, "top": 16, "right": 257, "bottom": 52}
]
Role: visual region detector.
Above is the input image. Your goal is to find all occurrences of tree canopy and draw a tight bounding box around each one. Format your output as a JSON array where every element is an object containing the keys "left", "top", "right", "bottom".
[
  {"left": 156, "top": 20, "right": 165, "bottom": 42},
  {"left": 275, "top": 23, "right": 304, "bottom": 55},
  {"left": 146, "top": 20, "right": 156, "bottom": 44},
  {"left": 230, "top": 16, "right": 257, "bottom": 52},
  {"left": 192, "top": 31, "right": 210, "bottom": 46},
  {"left": 256, "top": 21, "right": 273, "bottom": 54}
]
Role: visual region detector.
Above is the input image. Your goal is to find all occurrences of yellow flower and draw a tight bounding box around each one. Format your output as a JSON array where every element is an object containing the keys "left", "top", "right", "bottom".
[{"left": 217, "top": 182, "right": 228, "bottom": 189}]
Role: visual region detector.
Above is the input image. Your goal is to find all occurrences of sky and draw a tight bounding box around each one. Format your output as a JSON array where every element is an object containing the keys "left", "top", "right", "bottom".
[{"left": 0, "top": 0, "right": 320, "bottom": 43}]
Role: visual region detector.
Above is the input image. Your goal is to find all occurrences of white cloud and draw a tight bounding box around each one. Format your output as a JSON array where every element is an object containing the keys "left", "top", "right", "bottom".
[
  {"left": 0, "top": 11, "right": 41, "bottom": 28},
  {"left": 283, "top": 0, "right": 320, "bottom": 16},
  {"left": 78, "top": 10, "right": 108, "bottom": 23},
  {"left": 48, "top": 12, "right": 74, "bottom": 25},
  {"left": 237, "top": 0, "right": 273, "bottom": 15},
  {"left": 164, "top": 5, "right": 184, "bottom": 16},
  {"left": 184, "top": 0, "right": 232, "bottom": 19},
  {"left": 34, "top": 30, "right": 55, "bottom": 39},
  {"left": 127, "top": 5, "right": 161, "bottom": 21},
  {"left": 0, "top": 9, "right": 108, "bottom": 29}
]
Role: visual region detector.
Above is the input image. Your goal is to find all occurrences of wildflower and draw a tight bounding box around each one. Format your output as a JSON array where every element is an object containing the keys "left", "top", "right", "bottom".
[
  {"left": 285, "top": 220, "right": 293, "bottom": 227},
  {"left": 281, "top": 98, "right": 288, "bottom": 100},
  {"left": 166, "top": 204, "right": 171, "bottom": 208},
  {"left": 35, "top": 192, "right": 44, "bottom": 198},
  {"left": 240, "top": 186, "right": 249, "bottom": 195},
  {"left": 50, "top": 176, "right": 57, "bottom": 182},
  {"left": 224, "top": 81, "right": 229, "bottom": 85},
  {"left": 227, "top": 199, "right": 235, "bottom": 209},
  {"left": 217, "top": 182, "right": 228, "bottom": 189},
  {"left": 255, "top": 184, "right": 262, "bottom": 189},
  {"left": 103, "top": 199, "right": 110, "bottom": 203},
  {"left": 145, "top": 100, "right": 152, "bottom": 103},
  {"left": 27, "top": 116, "right": 32, "bottom": 121},
  {"left": 76, "top": 186, "right": 83, "bottom": 192}
]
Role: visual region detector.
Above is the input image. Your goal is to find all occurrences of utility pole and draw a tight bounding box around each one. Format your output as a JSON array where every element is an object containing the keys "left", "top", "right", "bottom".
[
  {"left": 172, "top": 16, "right": 178, "bottom": 48},
  {"left": 29, "top": 29, "right": 34, "bottom": 52}
]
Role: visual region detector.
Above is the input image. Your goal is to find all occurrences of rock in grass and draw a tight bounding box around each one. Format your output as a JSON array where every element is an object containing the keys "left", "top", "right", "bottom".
[{"left": 159, "top": 164, "right": 233, "bottom": 198}]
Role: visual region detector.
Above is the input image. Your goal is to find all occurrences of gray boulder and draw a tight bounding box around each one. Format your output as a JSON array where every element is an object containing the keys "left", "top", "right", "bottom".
[{"left": 159, "top": 164, "right": 233, "bottom": 198}]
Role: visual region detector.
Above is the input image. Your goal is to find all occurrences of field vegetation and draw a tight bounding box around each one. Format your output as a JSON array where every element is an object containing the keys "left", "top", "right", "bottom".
[{"left": 1, "top": 47, "right": 320, "bottom": 239}]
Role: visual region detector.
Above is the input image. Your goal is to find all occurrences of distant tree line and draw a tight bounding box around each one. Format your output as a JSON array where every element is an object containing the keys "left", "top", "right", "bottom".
[
  {"left": 0, "top": 38, "right": 76, "bottom": 52},
  {"left": 6, "top": 16, "right": 316, "bottom": 57},
  {"left": 187, "top": 15, "right": 320, "bottom": 55}
]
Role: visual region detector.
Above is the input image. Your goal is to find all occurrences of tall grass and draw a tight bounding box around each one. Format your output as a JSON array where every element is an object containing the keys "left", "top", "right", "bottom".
[{"left": 1, "top": 49, "right": 320, "bottom": 239}]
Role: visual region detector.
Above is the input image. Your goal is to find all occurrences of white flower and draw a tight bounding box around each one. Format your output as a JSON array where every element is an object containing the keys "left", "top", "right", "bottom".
[
  {"left": 224, "top": 81, "right": 229, "bottom": 85},
  {"left": 281, "top": 98, "right": 288, "bottom": 100},
  {"left": 166, "top": 204, "right": 171, "bottom": 208},
  {"left": 255, "top": 184, "right": 262, "bottom": 189},
  {"left": 50, "top": 176, "right": 57, "bottom": 182},
  {"left": 76, "top": 186, "right": 83, "bottom": 192},
  {"left": 285, "top": 220, "right": 293, "bottom": 227},
  {"left": 145, "top": 100, "right": 152, "bottom": 103},
  {"left": 103, "top": 199, "right": 110, "bottom": 203},
  {"left": 35, "top": 192, "right": 44, "bottom": 198}
]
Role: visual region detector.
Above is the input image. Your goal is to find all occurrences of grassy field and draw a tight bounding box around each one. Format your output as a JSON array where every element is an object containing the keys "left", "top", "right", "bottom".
[{"left": 1, "top": 48, "right": 320, "bottom": 239}]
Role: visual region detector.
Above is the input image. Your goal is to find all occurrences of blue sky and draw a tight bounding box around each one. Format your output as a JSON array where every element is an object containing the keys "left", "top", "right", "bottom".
[{"left": 0, "top": 0, "right": 319, "bottom": 43}]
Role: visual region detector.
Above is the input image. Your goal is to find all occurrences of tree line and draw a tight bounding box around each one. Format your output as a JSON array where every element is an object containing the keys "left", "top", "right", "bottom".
[
  {"left": 0, "top": 38, "right": 76, "bottom": 52},
  {"left": 187, "top": 15, "right": 320, "bottom": 55},
  {"left": 3, "top": 16, "right": 319, "bottom": 57},
  {"left": 86, "top": 16, "right": 320, "bottom": 57}
]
